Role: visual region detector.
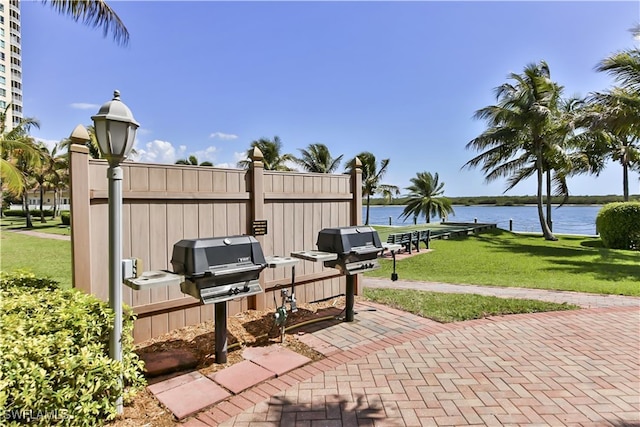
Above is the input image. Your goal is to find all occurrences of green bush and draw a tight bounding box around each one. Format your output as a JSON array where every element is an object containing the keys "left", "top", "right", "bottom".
[
  {"left": 61, "top": 212, "right": 71, "bottom": 226},
  {"left": 596, "top": 202, "right": 640, "bottom": 250},
  {"left": 0, "top": 271, "right": 146, "bottom": 426},
  {"left": 3, "top": 209, "right": 54, "bottom": 218}
]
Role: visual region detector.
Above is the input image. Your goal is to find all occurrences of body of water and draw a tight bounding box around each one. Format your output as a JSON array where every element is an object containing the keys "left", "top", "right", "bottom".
[{"left": 365, "top": 204, "right": 603, "bottom": 235}]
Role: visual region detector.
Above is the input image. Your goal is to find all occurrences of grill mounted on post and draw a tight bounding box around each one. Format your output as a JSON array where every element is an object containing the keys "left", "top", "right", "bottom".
[
  {"left": 316, "top": 226, "right": 383, "bottom": 274},
  {"left": 292, "top": 226, "right": 386, "bottom": 322},
  {"left": 171, "top": 236, "right": 267, "bottom": 304}
]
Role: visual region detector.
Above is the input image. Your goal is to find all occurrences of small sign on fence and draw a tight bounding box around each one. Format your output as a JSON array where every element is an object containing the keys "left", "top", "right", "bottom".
[{"left": 252, "top": 220, "right": 268, "bottom": 236}]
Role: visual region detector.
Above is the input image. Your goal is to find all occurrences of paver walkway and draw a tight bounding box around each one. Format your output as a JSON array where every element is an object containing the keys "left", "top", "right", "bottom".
[
  {"left": 6, "top": 229, "right": 71, "bottom": 241},
  {"left": 172, "top": 281, "right": 639, "bottom": 427}
]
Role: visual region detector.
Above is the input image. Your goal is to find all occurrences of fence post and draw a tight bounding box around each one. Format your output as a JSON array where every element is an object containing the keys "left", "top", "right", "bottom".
[
  {"left": 350, "top": 157, "right": 362, "bottom": 296},
  {"left": 509, "top": 218, "right": 513, "bottom": 231},
  {"left": 249, "top": 147, "right": 266, "bottom": 310},
  {"left": 351, "top": 157, "right": 362, "bottom": 227},
  {"left": 69, "top": 130, "right": 92, "bottom": 294}
]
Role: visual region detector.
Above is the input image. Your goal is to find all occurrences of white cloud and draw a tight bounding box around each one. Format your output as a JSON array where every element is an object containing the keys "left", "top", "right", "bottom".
[
  {"left": 131, "top": 140, "right": 186, "bottom": 164},
  {"left": 209, "top": 132, "right": 238, "bottom": 140},
  {"left": 70, "top": 103, "right": 100, "bottom": 110}
]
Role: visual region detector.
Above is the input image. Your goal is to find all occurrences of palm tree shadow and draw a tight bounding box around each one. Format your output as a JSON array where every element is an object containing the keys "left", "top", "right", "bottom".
[
  {"left": 474, "top": 231, "right": 640, "bottom": 282},
  {"left": 259, "top": 393, "right": 395, "bottom": 425}
]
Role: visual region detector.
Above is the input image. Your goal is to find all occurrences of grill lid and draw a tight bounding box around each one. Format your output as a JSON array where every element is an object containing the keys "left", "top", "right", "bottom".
[
  {"left": 316, "top": 226, "right": 383, "bottom": 255},
  {"left": 171, "top": 235, "right": 267, "bottom": 277}
]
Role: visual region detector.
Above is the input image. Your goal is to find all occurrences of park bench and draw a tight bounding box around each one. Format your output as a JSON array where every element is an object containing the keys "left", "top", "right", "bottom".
[{"left": 387, "top": 231, "right": 423, "bottom": 253}]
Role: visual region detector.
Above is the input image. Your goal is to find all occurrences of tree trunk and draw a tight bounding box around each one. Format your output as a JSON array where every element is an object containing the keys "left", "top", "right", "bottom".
[
  {"left": 23, "top": 193, "right": 33, "bottom": 228},
  {"left": 39, "top": 184, "right": 46, "bottom": 223},
  {"left": 52, "top": 188, "right": 58, "bottom": 219},
  {"left": 545, "top": 171, "right": 552, "bottom": 230},
  {"left": 536, "top": 160, "right": 556, "bottom": 240},
  {"left": 623, "top": 162, "right": 629, "bottom": 202},
  {"left": 365, "top": 194, "right": 371, "bottom": 225}
]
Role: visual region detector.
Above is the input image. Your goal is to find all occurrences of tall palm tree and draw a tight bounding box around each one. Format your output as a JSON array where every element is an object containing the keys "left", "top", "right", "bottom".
[
  {"left": 293, "top": 143, "right": 343, "bottom": 173},
  {"left": 31, "top": 143, "right": 56, "bottom": 223},
  {"left": 0, "top": 106, "right": 41, "bottom": 196},
  {"left": 43, "top": 0, "right": 129, "bottom": 46},
  {"left": 175, "top": 155, "right": 213, "bottom": 166},
  {"left": 588, "top": 48, "right": 640, "bottom": 200},
  {"left": 237, "top": 136, "right": 295, "bottom": 171},
  {"left": 464, "top": 61, "right": 561, "bottom": 240},
  {"left": 345, "top": 151, "right": 399, "bottom": 225},
  {"left": 399, "top": 172, "right": 454, "bottom": 223}
]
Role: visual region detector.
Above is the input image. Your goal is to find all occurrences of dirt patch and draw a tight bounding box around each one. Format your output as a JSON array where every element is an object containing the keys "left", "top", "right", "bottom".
[{"left": 108, "top": 296, "right": 347, "bottom": 426}]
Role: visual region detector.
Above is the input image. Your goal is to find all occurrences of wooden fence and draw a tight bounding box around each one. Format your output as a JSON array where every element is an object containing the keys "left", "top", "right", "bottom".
[{"left": 69, "top": 145, "right": 362, "bottom": 342}]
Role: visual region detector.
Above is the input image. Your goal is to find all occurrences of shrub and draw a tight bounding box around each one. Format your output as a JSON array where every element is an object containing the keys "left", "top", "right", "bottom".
[
  {"left": 596, "top": 202, "right": 640, "bottom": 250},
  {"left": 61, "top": 212, "right": 71, "bottom": 226},
  {"left": 0, "top": 272, "right": 146, "bottom": 426},
  {"left": 2, "top": 209, "right": 54, "bottom": 218}
]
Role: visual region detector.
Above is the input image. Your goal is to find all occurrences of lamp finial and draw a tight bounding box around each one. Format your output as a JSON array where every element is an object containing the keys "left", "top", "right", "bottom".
[{"left": 113, "top": 90, "right": 121, "bottom": 100}]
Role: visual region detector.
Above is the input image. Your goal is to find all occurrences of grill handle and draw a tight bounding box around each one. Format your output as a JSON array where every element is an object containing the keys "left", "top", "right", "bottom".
[
  {"left": 350, "top": 246, "right": 382, "bottom": 256},
  {"left": 210, "top": 263, "right": 265, "bottom": 277}
]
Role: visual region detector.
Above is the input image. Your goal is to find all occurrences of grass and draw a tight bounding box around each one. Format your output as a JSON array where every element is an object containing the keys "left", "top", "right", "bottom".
[
  {"left": 0, "top": 230, "right": 72, "bottom": 288},
  {"left": 370, "top": 227, "right": 640, "bottom": 296},
  {"left": 1, "top": 216, "right": 71, "bottom": 236},
  {"left": 363, "top": 288, "right": 578, "bottom": 322}
]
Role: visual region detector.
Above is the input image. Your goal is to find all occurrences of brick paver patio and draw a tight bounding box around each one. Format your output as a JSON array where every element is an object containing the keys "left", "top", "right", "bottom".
[{"left": 176, "top": 281, "right": 639, "bottom": 427}]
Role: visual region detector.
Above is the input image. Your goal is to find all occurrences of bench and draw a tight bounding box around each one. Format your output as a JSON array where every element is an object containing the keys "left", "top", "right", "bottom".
[{"left": 387, "top": 231, "right": 424, "bottom": 253}]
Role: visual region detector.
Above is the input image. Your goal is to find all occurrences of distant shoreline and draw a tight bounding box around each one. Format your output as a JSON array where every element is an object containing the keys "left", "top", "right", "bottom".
[{"left": 369, "top": 194, "right": 639, "bottom": 207}]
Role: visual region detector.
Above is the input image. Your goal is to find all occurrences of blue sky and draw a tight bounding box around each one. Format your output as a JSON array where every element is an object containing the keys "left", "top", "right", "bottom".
[{"left": 22, "top": 1, "right": 640, "bottom": 197}]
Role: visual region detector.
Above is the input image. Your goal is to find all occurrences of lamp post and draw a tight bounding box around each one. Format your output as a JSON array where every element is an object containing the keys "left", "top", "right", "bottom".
[{"left": 91, "top": 90, "right": 139, "bottom": 415}]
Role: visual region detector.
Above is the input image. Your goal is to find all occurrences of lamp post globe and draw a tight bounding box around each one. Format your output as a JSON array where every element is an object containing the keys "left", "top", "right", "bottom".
[{"left": 91, "top": 90, "right": 139, "bottom": 165}]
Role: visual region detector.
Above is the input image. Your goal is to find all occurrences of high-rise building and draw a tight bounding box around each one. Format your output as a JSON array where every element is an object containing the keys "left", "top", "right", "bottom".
[{"left": 0, "top": 0, "right": 22, "bottom": 131}]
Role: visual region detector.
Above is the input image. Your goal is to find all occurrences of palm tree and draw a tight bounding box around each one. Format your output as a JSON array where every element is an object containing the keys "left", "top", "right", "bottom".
[
  {"left": 293, "top": 143, "right": 343, "bottom": 173},
  {"left": 237, "top": 136, "right": 295, "bottom": 171},
  {"left": 175, "top": 155, "right": 213, "bottom": 166},
  {"left": 588, "top": 48, "right": 640, "bottom": 200},
  {"left": 400, "top": 172, "right": 454, "bottom": 224},
  {"left": 0, "top": 106, "right": 41, "bottom": 196},
  {"left": 43, "top": 0, "right": 129, "bottom": 46},
  {"left": 345, "top": 151, "right": 399, "bottom": 225},
  {"left": 31, "top": 143, "right": 56, "bottom": 223},
  {"left": 464, "top": 61, "right": 561, "bottom": 240}
]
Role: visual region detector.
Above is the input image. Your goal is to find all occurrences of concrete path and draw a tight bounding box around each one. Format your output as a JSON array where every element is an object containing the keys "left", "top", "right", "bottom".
[
  {"left": 176, "top": 281, "right": 639, "bottom": 427},
  {"left": 6, "top": 229, "right": 71, "bottom": 241}
]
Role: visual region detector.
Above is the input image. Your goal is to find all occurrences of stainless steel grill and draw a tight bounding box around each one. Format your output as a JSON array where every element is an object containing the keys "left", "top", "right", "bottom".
[
  {"left": 316, "top": 226, "right": 383, "bottom": 274},
  {"left": 171, "top": 235, "right": 267, "bottom": 304}
]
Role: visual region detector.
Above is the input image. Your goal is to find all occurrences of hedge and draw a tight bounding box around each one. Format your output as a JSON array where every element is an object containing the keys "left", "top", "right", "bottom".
[
  {"left": 596, "top": 202, "right": 640, "bottom": 250},
  {"left": 61, "top": 212, "right": 70, "bottom": 226},
  {"left": 0, "top": 271, "right": 146, "bottom": 426},
  {"left": 3, "top": 209, "right": 54, "bottom": 218}
]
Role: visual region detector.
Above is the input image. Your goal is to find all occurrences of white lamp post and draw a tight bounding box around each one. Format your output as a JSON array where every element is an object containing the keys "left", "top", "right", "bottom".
[{"left": 91, "top": 90, "right": 139, "bottom": 415}]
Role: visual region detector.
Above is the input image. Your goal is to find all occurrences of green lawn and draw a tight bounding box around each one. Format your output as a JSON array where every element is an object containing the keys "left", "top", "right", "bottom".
[
  {"left": 370, "top": 227, "right": 640, "bottom": 296},
  {"left": 1, "top": 216, "right": 71, "bottom": 236},
  {"left": 363, "top": 288, "right": 578, "bottom": 322},
  {"left": 0, "top": 231, "right": 72, "bottom": 288}
]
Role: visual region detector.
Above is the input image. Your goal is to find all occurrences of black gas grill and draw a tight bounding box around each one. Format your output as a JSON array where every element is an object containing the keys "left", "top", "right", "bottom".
[
  {"left": 171, "top": 235, "right": 267, "bottom": 305},
  {"left": 316, "top": 226, "right": 383, "bottom": 274}
]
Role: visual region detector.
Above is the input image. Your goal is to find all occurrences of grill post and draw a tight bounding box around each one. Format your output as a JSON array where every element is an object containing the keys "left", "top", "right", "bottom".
[
  {"left": 345, "top": 275, "right": 355, "bottom": 322},
  {"left": 215, "top": 302, "right": 228, "bottom": 363}
]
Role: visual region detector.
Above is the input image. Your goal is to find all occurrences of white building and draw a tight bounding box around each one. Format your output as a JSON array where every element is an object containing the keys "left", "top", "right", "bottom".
[{"left": 0, "top": 0, "right": 22, "bottom": 130}]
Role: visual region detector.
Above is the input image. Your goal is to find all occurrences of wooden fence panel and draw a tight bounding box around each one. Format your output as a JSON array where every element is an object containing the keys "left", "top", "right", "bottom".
[{"left": 71, "top": 153, "right": 361, "bottom": 343}]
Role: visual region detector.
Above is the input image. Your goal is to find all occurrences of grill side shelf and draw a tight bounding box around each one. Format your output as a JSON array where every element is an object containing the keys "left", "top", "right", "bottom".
[
  {"left": 124, "top": 271, "right": 184, "bottom": 291},
  {"left": 290, "top": 250, "right": 338, "bottom": 262}
]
